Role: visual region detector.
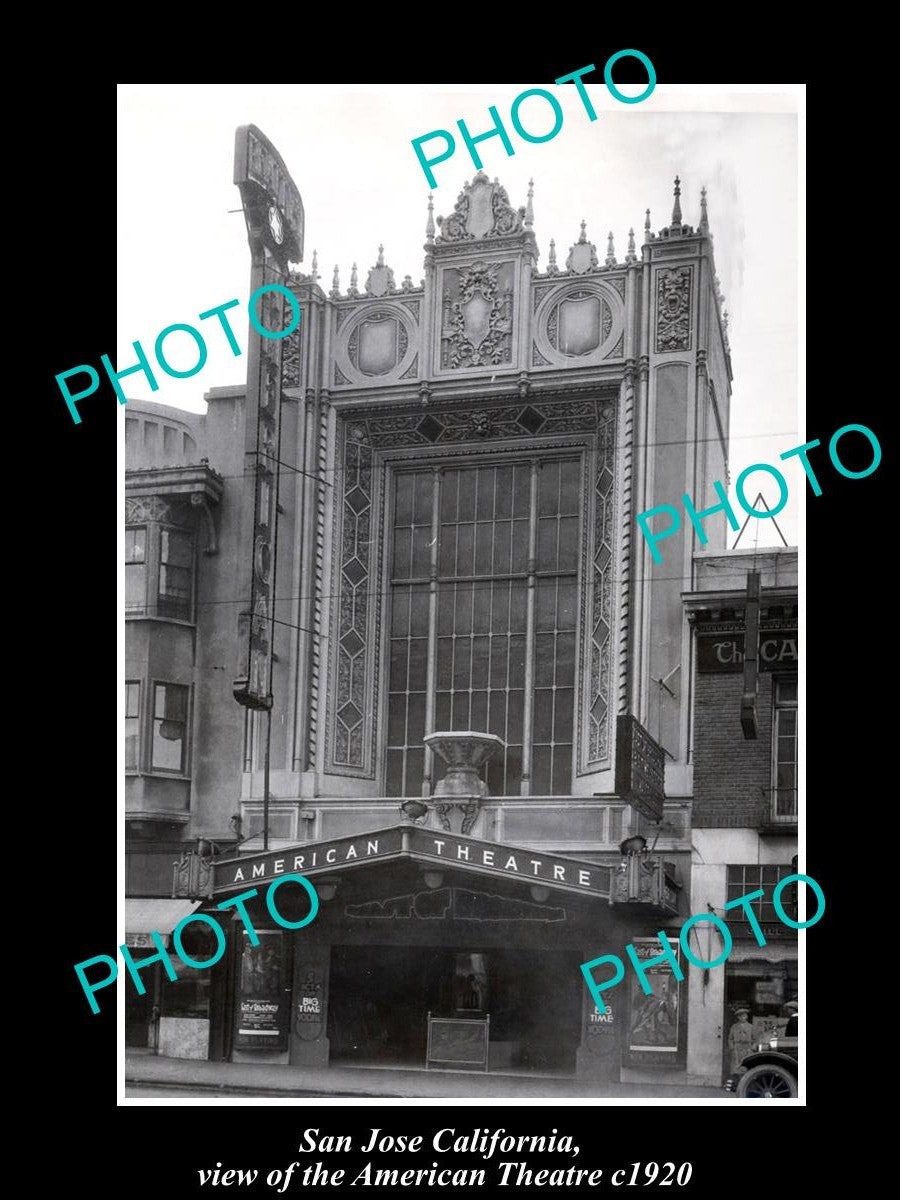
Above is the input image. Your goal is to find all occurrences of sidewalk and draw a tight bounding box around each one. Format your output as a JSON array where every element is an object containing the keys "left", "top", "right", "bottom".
[{"left": 125, "top": 1053, "right": 724, "bottom": 1099}]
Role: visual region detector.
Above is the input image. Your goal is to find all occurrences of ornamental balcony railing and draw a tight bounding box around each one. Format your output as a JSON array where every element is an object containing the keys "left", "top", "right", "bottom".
[{"left": 610, "top": 852, "right": 681, "bottom": 915}]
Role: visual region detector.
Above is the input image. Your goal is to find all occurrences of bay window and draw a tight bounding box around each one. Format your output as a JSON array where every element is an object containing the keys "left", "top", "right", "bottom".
[
  {"left": 125, "top": 681, "right": 141, "bottom": 770},
  {"left": 125, "top": 523, "right": 194, "bottom": 620},
  {"left": 158, "top": 527, "right": 194, "bottom": 619},
  {"left": 125, "top": 527, "right": 147, "bottom": 612},
  {"left": 152, "top": 682, "right": 190, "bottom": 773}
]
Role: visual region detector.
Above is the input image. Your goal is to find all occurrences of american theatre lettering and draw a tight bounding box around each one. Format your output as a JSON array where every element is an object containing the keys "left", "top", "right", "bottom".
[{"left": 214, "top": 827, "right": 613, "bottom": 898}]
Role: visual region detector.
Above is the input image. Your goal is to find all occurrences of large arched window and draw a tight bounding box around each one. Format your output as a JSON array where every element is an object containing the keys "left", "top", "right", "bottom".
[{"left": 386, "top": 454, "right": 581, "bottom": 797}]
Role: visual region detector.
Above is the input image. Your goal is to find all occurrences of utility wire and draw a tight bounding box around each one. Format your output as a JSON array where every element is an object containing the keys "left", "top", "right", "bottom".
[
  {"left": 136, "top": 426, "right": 803, "bottom": 486},
  {"left": 129, "top": 561, "right": 799, "bottom": 618}
]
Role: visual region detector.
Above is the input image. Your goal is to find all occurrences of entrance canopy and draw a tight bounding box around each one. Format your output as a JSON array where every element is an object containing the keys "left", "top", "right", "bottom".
[{"left": 212, "top": 824, "right": 612, "bottom": 902}]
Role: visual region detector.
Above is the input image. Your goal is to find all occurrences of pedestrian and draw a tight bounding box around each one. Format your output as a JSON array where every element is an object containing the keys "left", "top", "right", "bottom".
[
  {"left": 727, "top": 1006, "right": 755, "bottom": 1073},
  {"left": 784, "top": 999, "right": 799, "bottom": 1038}
]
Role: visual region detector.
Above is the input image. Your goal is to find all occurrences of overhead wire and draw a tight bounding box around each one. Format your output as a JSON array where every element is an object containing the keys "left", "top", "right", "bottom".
[{"left": 150, "top": 425, "right": 804, "bottom": 486}]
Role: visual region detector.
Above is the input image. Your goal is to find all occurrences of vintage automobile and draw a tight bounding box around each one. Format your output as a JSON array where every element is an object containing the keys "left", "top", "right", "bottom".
[{"left": 725, "top": 1033, "right": 798, "bottom": 1097}]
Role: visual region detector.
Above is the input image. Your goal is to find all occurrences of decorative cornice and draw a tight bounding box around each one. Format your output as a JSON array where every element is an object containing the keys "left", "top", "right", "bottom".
[{"left": 125, "top": 464, "right": 224, "bottom": 506}]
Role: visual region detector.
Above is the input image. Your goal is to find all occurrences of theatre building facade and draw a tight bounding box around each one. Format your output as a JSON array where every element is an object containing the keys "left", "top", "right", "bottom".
[{"left": 127, "top": 164, "right": 744, "bottom": 1082}]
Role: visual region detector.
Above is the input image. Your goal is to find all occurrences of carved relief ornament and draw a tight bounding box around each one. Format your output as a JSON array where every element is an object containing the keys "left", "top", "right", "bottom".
[
  {"left": 436, "top": 171, "right": 525, "bottom": 242},
  {"left": 656, "top": 266, "right": 692, "bottom": 352}
]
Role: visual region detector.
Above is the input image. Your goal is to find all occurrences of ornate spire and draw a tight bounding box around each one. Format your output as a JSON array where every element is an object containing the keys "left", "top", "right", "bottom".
[
  {"left": 330, "top": 264, "right": 341, "bottom": 298},
  {"left": 565, "top": 223, "right": 599, "bottom": 274},
  {"left": 365, "top": 246, "right": 396, "bottom": 297},
  {"left": 348, "top": 262, "right": 359, "bottom": 297},
  {"left": 645, "top": 208, "right": 652, "bottom": 243},
  {"left": 547, "top": 238, "right": 559, "bottom": 275},
  {"left": 425, "top": 193, "right": 435, "bottom": 244},
  {"left": 606, "top": 231, "right": 616, "bottom": 267},
  {"left": 671, "top": 176, "right": 682, "bottom": 227},
  {"left": 626, "top": 227, "right": 637, "bottom": 263},
  {"left": 525, "top": 178, "right": 534, "bottom": 229},
  {"left": 699, "top": 185, "right": 709, "bottom": 234},
  {"left": 311, "top": 249, "right": 319, "bottom": 283}
]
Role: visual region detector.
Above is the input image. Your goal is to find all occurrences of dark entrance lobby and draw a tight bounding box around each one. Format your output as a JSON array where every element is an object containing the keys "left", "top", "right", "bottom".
[{"left": 327, "top": 943, "right": 582, "bottom": 1073}]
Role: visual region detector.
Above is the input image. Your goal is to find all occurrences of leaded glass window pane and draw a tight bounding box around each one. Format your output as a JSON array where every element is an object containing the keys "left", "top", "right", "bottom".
[{"left": 387, "top": 457, "right": 581, "bottom": 796}]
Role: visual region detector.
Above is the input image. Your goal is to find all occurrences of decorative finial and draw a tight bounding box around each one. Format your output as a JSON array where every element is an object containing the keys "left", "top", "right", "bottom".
[
  {"left": 330, "top": 264, "right": 341, "bottom": 298},
  {"left": 606, "top": 231, "right": 616, "bottom": 267},
  {"left": 547, "top": 237, "right": 559, "bottom": 275},
  {"left": 626, "top": 227, "right": 637, "bottom": 263},
  {"left": 699, "top": 185, "right": 709, "bottom": 234},
  {"left": 311, "top": 249, "right": 319, "bottom": 282},
  {"left": 348, "top": 262, "right": 359, "bottom": 297},
  {"left": 671, "top": 176, "right": 682, "bottom": 227},
  {"left": 525, "top": 178, "right": 534, "bottom": 229},
  {"left": 578, "top": 219, "right": 587, "bottom": 244},
  {"left": 377, "top": 243, "right": 385, "bottom": 266},
  {"left": 645, "top": 208, "right": 652, "bottom": 242},
  {"left": 426, "top": 193, "right": 435, "bottom": 244}
]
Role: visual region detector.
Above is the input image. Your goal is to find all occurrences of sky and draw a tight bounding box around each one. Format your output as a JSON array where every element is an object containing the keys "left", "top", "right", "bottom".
[{"left": 117, "top": 82, "right": 802, "bottom": 546}]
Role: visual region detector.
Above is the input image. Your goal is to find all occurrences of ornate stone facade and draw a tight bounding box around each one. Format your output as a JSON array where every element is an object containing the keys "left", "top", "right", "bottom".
[
  {"left": 435, "top": 172, "right": 525, "bottom": 242},
  {"left": 328, "top": 396, "right": 618, "bottom": 779},
  {"left": 439, "top": 261, "right": 514, "bottom": 369},
  {"left": 332, "top": 428, "right": 374, "bottom": 769},
  {"left": 655, "top": 266, "right": 692, "bottom": 352}
]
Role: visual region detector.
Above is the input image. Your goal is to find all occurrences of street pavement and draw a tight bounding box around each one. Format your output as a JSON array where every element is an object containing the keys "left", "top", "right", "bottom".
[{"left": 124, "top": 1054, "right": 725, "bottom": 1100}]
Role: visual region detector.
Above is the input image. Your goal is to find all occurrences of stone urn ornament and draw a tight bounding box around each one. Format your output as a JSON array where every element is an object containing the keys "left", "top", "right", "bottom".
[{"left": 423, "top": 731, "right": 504, "bottom": 834}]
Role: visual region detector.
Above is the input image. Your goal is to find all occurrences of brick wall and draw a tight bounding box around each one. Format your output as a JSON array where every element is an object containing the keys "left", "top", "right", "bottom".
[{"left": 693, "top": 672, "right": 779, "bottom": 827}]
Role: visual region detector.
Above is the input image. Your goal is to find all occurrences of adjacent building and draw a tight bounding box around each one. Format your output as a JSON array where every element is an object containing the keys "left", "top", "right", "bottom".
[
  {"left": 124, "top": 401, "right": 223, "bottom": 1053},
  {"left": 683, "top": 547, "right": 798, "bottom": 1083}
]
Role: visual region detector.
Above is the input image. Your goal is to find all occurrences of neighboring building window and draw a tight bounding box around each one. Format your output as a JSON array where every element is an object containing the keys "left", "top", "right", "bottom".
[
  {"left": 772, "top": 676, "right": 797, "bottom": 821},
  {"left": 151, "top": 682, "right": 189, "bottom": 772},
  {"left": 125, "top": 681, "right": 141, "bottom": 770},
  {"left": 387, "top": 456, "right": 579, "bottom": 796},
  {"left": 125, "top": 527, "right": 147, "bottom": 612},
  {"left": 726, "top": 864, "right": 798, "bottom": 928},
  {"left": 158, "top": 528, "right": 194, "bottom": 620}
]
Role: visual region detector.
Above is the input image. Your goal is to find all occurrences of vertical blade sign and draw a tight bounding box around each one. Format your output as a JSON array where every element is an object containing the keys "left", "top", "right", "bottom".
[{"left": 232, "top": 126, "right": 305, "bottom": 711}]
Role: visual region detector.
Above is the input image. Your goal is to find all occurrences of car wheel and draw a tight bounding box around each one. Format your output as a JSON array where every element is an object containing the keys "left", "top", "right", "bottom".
[{"left": 736, "top": 1063, "right": 797, "bottom": 1098}]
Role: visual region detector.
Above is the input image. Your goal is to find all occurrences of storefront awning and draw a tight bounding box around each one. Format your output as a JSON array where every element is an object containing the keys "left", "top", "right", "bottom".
[{"left": 125, "top": 898, "right": 200, "bottom": 946}]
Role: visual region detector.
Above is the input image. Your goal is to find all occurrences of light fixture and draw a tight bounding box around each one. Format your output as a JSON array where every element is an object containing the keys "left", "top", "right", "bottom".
[
  {"left": 423, "top": 871, "right": 444, "bottom": 890},
  {"left": 529, "top": 885, "right": 550, "bottom": 903},
  {"left": 400, "top": 798, "right": 429, "bottom": 821},
  {"left": 619, "top": 834, "right": 648, "bottom": 856},
  {"left": 316, "top": 878, "right": 340, "bottom": 902}
]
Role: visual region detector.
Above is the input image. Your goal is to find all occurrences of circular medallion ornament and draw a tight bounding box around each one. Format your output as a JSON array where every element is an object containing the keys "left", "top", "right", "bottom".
[
  {"left": 268, "top": 204, "right": 284, "bottom": 245},
  {"left": 254, "top": 535, "right": 271, "bottom": 584}
]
